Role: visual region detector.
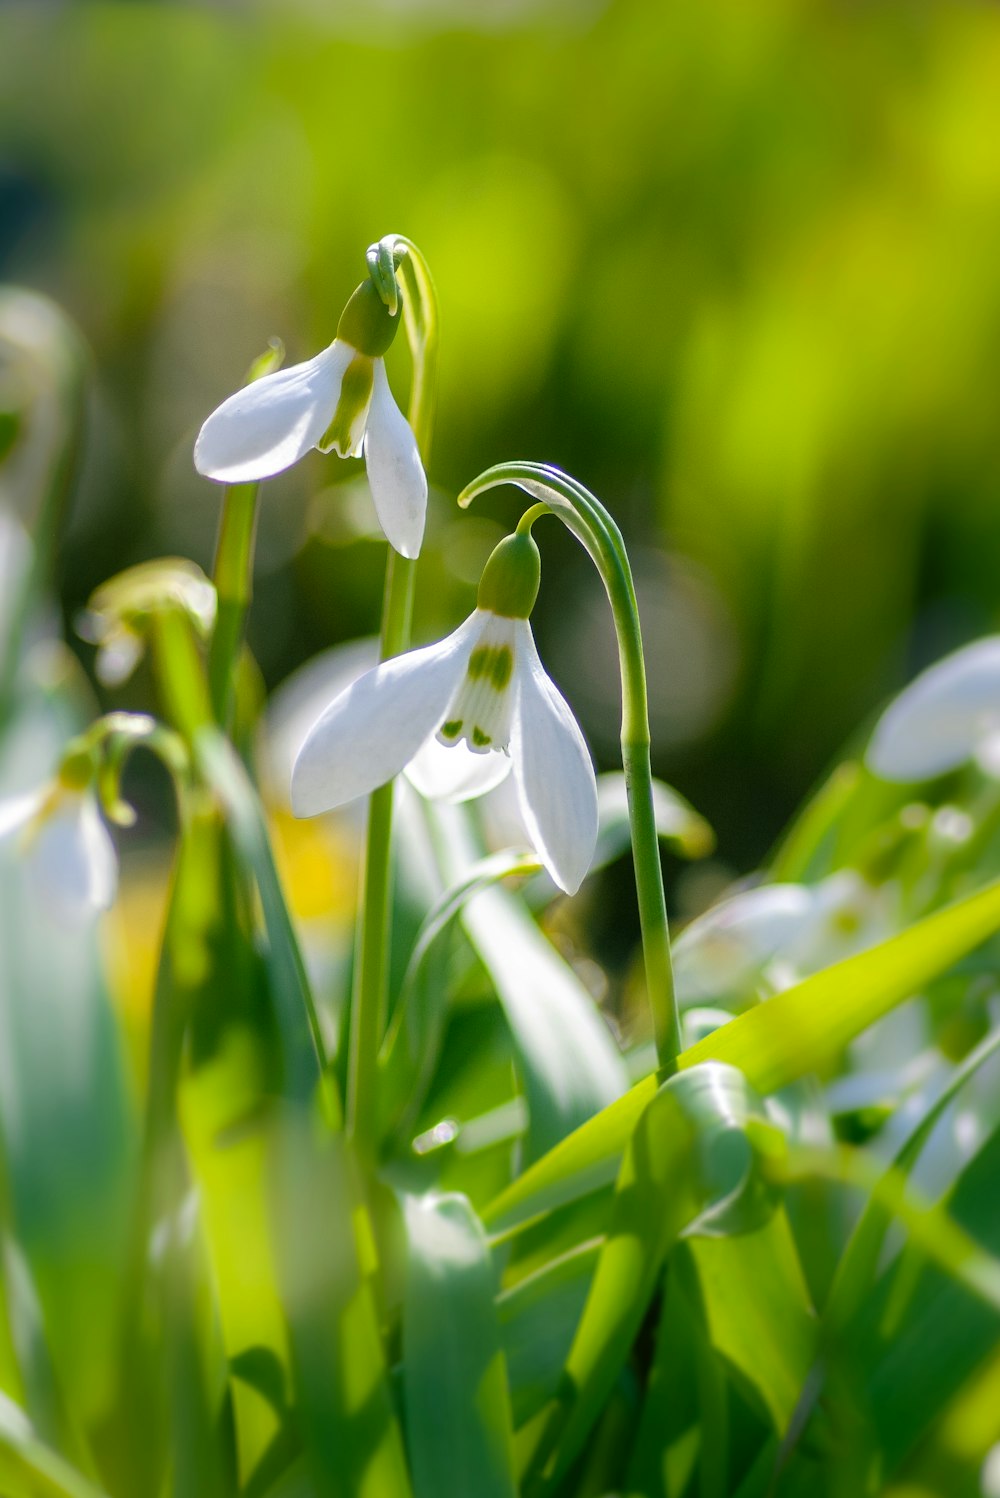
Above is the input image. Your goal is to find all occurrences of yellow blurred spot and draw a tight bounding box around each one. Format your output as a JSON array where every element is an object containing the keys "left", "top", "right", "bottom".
[
  {"left": 103, "top": 852, "right": 171, "bottom": 1025},
  {"left": 270, "top": 806, "right": 356, "bottom": 924}
]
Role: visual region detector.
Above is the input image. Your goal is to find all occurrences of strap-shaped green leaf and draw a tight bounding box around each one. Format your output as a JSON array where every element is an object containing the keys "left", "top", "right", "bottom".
[
  {"left": 430, "top": 803, "right": 628, "bottom": 1163},
  {"left": 486, "top": 873, "right": 1000, "bottom": 1234},
  {"left": 378, "top": 849, "right": 540, "bottom": 1143},
  {"left": 401, "top": 1192, "right": 517, "bottom": 1498},
  {"left": 497, "top": 1241, "right": 599, "bottom": 1429},
  {"left": 0, "top": 1391, "right": 109, "bottom": 1498},
  {"left": 268, "top": 1106, "right": 412, "bottom": 1498},
  {"left": 686, "top": 1210, "right": 817, "bottom": 1432},
  {"left": 519, "top": 1064, "right": 780, "bottom": 1488}
]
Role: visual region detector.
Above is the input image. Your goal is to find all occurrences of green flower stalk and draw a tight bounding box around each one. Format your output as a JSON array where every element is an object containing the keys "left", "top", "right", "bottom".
[
  {"left": 346, "top": 236, "right": 438, "bottom": 1157},
  {"left": 459, "top": 462, "right": 683, "bottom": 1071}
]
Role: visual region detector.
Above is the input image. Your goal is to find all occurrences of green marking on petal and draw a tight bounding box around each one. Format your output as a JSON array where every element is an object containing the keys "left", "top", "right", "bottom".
[
  {"left": 441, "top": 719, "right": 463, "bottom": 739},
  {"left": 468, "top": 648, "right": 489, "bottom": 681},
  {"left": 467, "top": 645, "right": 513, "bottom": 690},
  {"left": 472, "top": 727, "right": 492, "bottom": 747},
  {"left": 491, "top": 645, "right": 513, "bottom": 689},
  {"left": 319, "top": 353, "right": 374, "bottom": 455}
]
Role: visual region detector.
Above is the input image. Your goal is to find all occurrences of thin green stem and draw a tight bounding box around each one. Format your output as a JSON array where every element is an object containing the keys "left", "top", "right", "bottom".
[
  {"left": 347, "top": 554, "right": 415, "bottom": 1154},
  {"left": 207, "top": 479, "right": 259, "bottom": 729},
  {"left": 346, "top": 237, "right": 437, "bottom": 1158},
  {"left": 460, "top": 462, "right": 682, "bottom": 1071}
]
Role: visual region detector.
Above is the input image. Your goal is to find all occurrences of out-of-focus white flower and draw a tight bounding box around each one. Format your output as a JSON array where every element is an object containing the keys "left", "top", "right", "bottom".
[
  {"left": 0, "top": 778, "right": 117, "bottom": 921},
  {"left": 291, "top": 532, "right": 598, "bottom": 895},
  {"left": 0, "top": 510, "right": 32, "bottom": 666},
  {"left": 867, "top": 637, "right": 1000, "bottom": 782},
  {"left": 194, "top": 281, "right": 426, "bottom": 559},
  {"left": 675, "top": 870, "right": 891, "bottom": 1007}
]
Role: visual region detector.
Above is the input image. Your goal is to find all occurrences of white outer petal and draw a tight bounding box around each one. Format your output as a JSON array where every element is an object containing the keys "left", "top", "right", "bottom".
[
  {"left": 510, "top": 621, "right": 597, "bottom": 895},
  {"left": 28, "top": 793, "right": 117, "bottom": 921},
  {"left": 194, "top": 341, "right": 352, "bottom": 484},
  {"left": 362, "top": 359, "right": 427, "bottom": 559},
  {"left": 867, "top": 637, "right": 1000, "bottom": 782},
  {"left": 405, "top": 735, "right": 513, "bottom": 803},
  {"left": 262, "top": 637, "right": 378, "bottom": 804},
  {"left": 0, "top": 790, "right": 43, "bottom": 841},
  {"left": 291, "top": 614, "right": 480, "bottom": 815}
]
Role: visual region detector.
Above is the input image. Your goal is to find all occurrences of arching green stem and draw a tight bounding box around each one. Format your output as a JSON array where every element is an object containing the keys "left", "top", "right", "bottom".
[
  {"left": 348, "top": 236, "right": 438, "bottom": 1156},
  {"left": 459, "top": 461, "right": 682, "bottom": 1072}
]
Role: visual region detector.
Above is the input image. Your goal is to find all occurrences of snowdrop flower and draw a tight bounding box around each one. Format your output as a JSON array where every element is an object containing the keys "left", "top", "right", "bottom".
[
  {"left": 194, "top": 280, "right": 427, "bottom": 559},
  {"left": 674, "top": 870, "right": 890, "bottom": 1006},
  {"left": 0, "top": 760, "right": 116, "bottom": 922},
  {"left": 674, "top": 884, "right": 817, "bottom": 1006},
  {"left": 867, "top": 637, "right": 1000, "bottom": 782},
  {"left": 291, "top": 529, "right": 598, "bottom": 894}
]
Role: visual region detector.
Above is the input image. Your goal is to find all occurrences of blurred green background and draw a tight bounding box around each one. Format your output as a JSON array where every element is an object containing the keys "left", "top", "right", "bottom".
[{"left": 4, "top": 0, "right": 1000, "bottom": 878}]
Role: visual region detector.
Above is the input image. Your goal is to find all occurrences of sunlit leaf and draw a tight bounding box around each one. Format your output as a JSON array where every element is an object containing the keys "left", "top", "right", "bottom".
[
  {"left": 486, "top": 874, "right": 1000, "bottom": 1233},
  {"left": 401, "top": 1192, "right": 516, "bottom": 1498},
  {"left": 518, "top": 1064, "right": 781, "bottom": 1486},
  {"left": 0, "top": 1391, "right": 109, "bottom": 1498},
  {"left": 268, "top": 1105, "right": 411, "bottom": 1498},
  {"left": 378, "top": 849, "right": 540, "bottom": 1144},
  {"left": 429, "top": 803, "right": 628, "bottom": 1163}
]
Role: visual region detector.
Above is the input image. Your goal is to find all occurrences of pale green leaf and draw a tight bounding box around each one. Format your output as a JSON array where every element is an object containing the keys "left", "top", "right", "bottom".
[
  {"left": 429, "top": 803, "right": 628, "bottom": 1163},
  {"left": 402, "top": 1192, "right": 516, "bottom": 1498},
  {"left": 486, "top": 874, "right": 1000, "bottom": 1234}
]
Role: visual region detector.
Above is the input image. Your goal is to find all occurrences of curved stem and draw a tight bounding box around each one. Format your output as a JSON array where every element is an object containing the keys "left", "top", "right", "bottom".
[
  {"left": 347, "top": 237, "right": 437, "bottom": 1157},
  {"left": 459, "top": 462, "right": 682, "bottom": 1072}
]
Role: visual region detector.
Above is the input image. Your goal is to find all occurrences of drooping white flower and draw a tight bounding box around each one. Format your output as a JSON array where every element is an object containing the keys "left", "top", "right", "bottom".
[
  {"left": 674, "top": 870, "right": 891, "bottom": 1006},
  {"left": 867, "top": 637, "right": 1000, "bottom": 782},
  {"left": 194, "top": 281, "right": 427, "bottom": 559},
  {"left": 0, "top": 780, "right": 117, "bottom": 921},
  {"left": 291, "top": 532, "right": 598, "bottom": 895}
]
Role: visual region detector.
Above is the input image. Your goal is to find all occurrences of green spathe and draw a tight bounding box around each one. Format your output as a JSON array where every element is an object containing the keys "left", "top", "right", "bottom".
[
  {"left": 477, "top": 532, "right": 541, "bottom": 620},
  {"left": 337, "top": 280, "right": 401, "bottom": 357}
]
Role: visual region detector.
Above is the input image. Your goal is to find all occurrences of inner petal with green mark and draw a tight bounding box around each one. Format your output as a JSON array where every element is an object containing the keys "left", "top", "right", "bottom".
[
  {"left": 317, "top": 349, "right": 374, "bottom": 458},
  {"left": 437, "top": 613, "right": 517, "bottom": 756}
]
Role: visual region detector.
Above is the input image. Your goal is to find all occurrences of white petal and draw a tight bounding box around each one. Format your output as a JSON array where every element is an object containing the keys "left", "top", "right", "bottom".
[
  {"left": 867, "top": 638, "right": 1000, "bottom": 782},
  {"left": 28, "top": 793, "right": 117, "bottom": 921},
  {"left": 290, "top": 615, "right": 480, "bottom": 816},
  {"left": 262, "top": 637, "right": 379, "bottom": 805},
  {"left": 510, "top": 622, "right": 597, "bottom": 895},
  {"left": 362, "top": 359, "right": 427, "bottom": 559},
  {"left": 194, "top": 341, "right": 352, "bottom": 484},
  {"left": 674, "top": 884, "right": 816, "bottom": 1004},
  {"left": 405, "top": 735, "right": 513, "bottom": 803},
  {"left": 0, "top": 791, "right": 43, "bottom": 842}
]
